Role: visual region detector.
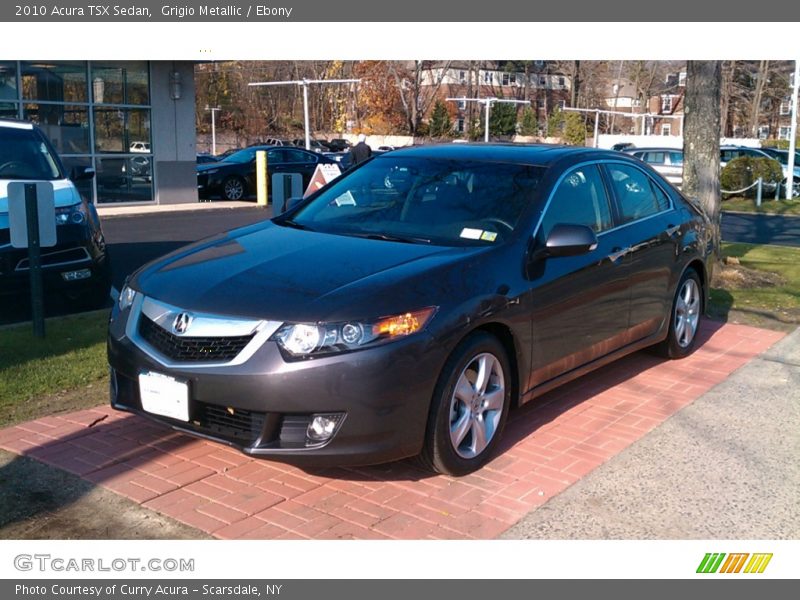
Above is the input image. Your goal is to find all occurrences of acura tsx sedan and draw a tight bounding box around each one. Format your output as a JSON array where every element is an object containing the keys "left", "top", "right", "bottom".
[{"left": 108, "top": 144, "right": 713, "bottom": 475}]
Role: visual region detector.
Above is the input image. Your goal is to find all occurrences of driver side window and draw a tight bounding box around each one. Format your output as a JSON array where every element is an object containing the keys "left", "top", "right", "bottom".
[{"left": 540, "top": 164, "right": 612, "bottom": 239}]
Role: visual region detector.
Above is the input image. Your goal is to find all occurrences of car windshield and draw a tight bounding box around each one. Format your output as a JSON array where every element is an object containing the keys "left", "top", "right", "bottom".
[
  {"left": 286, "top": 156, "right": 545, "bottom": 246},
  {"left": 0, "top": 127, "right": 62, "bottom": 180}
]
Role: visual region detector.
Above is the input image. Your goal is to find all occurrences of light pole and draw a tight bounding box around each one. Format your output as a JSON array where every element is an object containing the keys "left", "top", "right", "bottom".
[
  {"left": 786, "top": 59, "right": 799, "bottom": 200},
  {"left": 204, "top": 105, "right": 221, "bottom": 156},
  {"left": 249, "top": 78, "right": 361, "bottom": 150},
  {"left": 447, "top": 97, "right": 530, "bottom": 142}
]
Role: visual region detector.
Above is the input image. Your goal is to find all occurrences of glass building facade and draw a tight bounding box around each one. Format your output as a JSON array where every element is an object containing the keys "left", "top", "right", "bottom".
[{"left": 0, "top": 60, "right": 154, "bottom": 204}]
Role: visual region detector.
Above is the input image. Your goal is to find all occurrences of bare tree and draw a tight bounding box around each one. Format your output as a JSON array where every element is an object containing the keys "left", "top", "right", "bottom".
[{"left": 683, "top": 61, "right": 722, "bottom": 256}]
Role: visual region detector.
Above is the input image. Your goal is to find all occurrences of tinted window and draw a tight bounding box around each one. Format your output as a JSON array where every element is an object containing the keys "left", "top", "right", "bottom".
[
  {"left": 289, "top": 157, "right": 545, "bottom": 246},
  {"left": 643, "top": 151, "right": 666, "bottom": 164},
  {"left": 607, "top": 164, "right": 670, "bottom": 223},
  {"left": 669, "top": 151, "right": 683, "bottom": 165},
  {"left": 283, "top": 149, "right": 316, "bottom": 164},
  {"left": 540, "top": 164, "right": 612, "bottom": 238}
]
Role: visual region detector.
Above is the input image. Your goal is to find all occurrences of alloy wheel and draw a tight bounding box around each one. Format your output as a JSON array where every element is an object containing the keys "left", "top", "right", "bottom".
[{"left": 674, "top": 278, "right": 700, "bottom": 348}]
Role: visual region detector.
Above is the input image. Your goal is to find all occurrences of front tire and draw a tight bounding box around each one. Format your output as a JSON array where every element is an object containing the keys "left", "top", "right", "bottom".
[
  {"left": 654, "top": 268, "right": 702, "bottom": 359},
  {"left": 221, "top": 176, "right": 246, "bottom": 201},
  {"left": 419, "top": 332, "right": 512, "bottom": 476}
]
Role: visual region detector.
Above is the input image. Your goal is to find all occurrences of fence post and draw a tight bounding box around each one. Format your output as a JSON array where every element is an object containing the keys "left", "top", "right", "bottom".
[{"left": 756, "top": 177, "right": 762, "bottom": 207}]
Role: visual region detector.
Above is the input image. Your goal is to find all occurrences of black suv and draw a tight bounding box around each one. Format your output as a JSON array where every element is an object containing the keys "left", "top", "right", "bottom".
[{"left": 0, "top": 120, "right": 110, "bottom": 306}]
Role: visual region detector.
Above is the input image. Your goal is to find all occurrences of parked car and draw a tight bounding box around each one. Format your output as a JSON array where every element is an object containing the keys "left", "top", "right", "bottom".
[
  {"left": 0, "top": 119, "right": 110, "bottom": 306},
  {"left": 760, "top": 147, "right": 800, "bottom": 196},
  {"left": 291, "top": 139, "right": 328, "bottom": 153},
  {"left": 326, "top": 138, "right": 352, "bottom": 152},
  {"left": 129, "top": 141, "right": 151, "bottom": 153},
  {"left": 196, "top": 146, "right": 336, "bottom": 201},
  {"left": 720, "top": 145, "right": 784, "bottom": 193},
  {"left": 624, "top": 147, "right": 683, "bottom": 187},
  {"left": 110, "top": 144, "right": 712, "bottom": 475},
  {"left": 611, "top": 142, "right": 635, "bottom": 152}
]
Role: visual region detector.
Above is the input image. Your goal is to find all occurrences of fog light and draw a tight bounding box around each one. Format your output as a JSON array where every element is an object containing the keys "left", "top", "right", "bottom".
[
  {"left": 62, "top": 269, "right": 92, "bottom": 281},
  {"left": 306, "top": 414, "right": 342, "bottom": 444}
]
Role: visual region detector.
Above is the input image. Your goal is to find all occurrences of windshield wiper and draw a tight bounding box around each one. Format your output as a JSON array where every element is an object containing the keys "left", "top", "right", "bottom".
[
  {"left": 348, "top": 232, "right": 432, "bottom": 245},
  {"left": 280, "top": 218, "right": 315, "bottom": 232}
]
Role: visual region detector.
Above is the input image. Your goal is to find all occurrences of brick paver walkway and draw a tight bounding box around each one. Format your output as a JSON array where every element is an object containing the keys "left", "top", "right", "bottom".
[{"left": 0, "top": 321, "right": 784, "bottom": 539}]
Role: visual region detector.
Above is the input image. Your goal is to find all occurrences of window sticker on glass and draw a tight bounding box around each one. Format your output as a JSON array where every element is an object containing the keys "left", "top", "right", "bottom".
[
  {"left": 460, "top": 227, "right": 483, "bottom": 240},
  {"left": 480, "top": 231, "right": 498, "bottom": 242},
  {"left": 333, "top": 191, "right": 357, "bottom": 207}
]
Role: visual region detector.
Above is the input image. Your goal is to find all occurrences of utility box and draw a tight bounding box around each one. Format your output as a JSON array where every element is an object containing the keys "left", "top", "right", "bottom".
[{"left": 272, "top": 173, "right": 304, "bottom": 214}]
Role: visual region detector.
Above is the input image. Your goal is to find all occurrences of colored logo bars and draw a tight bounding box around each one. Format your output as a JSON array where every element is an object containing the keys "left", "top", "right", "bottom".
[{"left": 696, "top": 553, "right": 773, "bottom": 574}]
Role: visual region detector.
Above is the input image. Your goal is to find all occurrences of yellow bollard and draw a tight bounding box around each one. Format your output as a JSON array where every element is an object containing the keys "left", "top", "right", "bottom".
[{"left": 256, "top": 150, "right": 268, "bottom": 206}]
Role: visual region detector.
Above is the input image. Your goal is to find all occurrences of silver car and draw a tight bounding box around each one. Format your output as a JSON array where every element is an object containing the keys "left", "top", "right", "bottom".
[{"left": 623, "top": 147, "right": 683, "bottom": 188}]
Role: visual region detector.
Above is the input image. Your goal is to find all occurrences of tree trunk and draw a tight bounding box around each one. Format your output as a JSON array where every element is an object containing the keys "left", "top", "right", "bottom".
[{"left": 683, "top": 61, "right": 722, "bottom": 257}]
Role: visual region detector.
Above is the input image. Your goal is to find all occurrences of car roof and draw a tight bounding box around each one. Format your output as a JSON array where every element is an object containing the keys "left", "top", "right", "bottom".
[
  {"left": 384, "top": 143, "right": 628, "bottom": 167},
  {"left": 623, "top": 147, "right": 682, "bottom": 153},
  {"left": 0, "top": 118, "right": 34, "bottom": 130}
]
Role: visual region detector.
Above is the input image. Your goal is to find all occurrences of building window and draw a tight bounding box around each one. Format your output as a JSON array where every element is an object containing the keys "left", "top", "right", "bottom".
[
  {"left": 457, "top": 99, "right": 466, "bottom": 110},
  {"left": 456, "top": 118, "right": 465, "bottom": 133},
  {"left": 483, "top": 71, "right": 493, "bottom": 84},
  {"left": 757, "top": 125, "right": 770, "bottom": 140},
  {"left": 661, "top": 123, "right": 671, "bottom": 136},
  {"left": 558, "top": 76, "right": 565, "bottom": 88},
  {"left": 780, "top": 100, "right": 791, "bottom": 116},
  {"left": 537, "top": 99, "right": 545, "bottom": 108},
  {"left": 779, "top": 126, "right": 791, "bottom": 140},
  {"left": 632, "top": 98, "right": 642, "bottom": 108},
  {"left": 538, "top": 75, "right": 547, "bottom": 87},
  {"left": 678, "top": 72, "right": 687, "bottom": 87},
  {"left": 458, "top": 70, "right": 466, "bottom": 83},
  {"left": 23, "top": 103, "right": 90, "bottom": 154},
  {"left": 501, "top": 73, "right": 516, "bottom": 86},
  {"left": 661, "top": 95, "right": 673, "bottom": 112},
  {"left": 558, "top": 100, "right": 566, "bottom": 110}
]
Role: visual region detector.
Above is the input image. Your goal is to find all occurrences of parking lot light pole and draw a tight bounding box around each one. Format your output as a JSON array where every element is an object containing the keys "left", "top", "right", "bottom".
[
  {"left": 204, "top": 105, "right": 221, "bottom": 155},
  {"left": 448, "top": 97, "right": 530, "bottom": 142},
  {"left": 249, "top": 78, "right": 361, "bottom": 150},
  {"left": 787, "top": 59, "right": 799, "bottom": 200}
]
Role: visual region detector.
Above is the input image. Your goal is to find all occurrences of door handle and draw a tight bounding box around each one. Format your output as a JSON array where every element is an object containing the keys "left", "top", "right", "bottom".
[{"left": 607, "top": 247, "right": 631, "bottom": 262}]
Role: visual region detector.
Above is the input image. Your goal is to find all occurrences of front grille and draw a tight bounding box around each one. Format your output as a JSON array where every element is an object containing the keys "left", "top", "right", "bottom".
[
  {"left": 138, "top": 315, "right": 254, "bottom": 362},
  {"left": 16, "top": 247, "right": 91, "bottom": 270},
  {"left": 197, "top": 402, "right": 266, "bottom": 444}
]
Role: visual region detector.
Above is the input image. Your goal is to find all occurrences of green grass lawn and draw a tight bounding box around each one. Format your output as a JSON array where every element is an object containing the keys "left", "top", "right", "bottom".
[
  {"left": 722, "top": 196, "right": 800, "bottom": 215},
  {"left": 709, "top": 243, "right": 800, "bottom": 329},
  {"left": 0, "top": 310, "right": 109, "bottom": 427}
]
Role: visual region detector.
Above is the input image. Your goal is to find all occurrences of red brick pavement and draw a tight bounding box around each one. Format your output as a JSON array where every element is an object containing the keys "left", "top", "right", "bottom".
[{"left": 0, "top": 321, "right": 784, "bottom": 539}]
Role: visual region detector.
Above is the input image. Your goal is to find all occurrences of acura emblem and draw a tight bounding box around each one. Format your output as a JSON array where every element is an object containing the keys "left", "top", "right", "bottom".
[{"left": 172, "top": 312, "right": 193, "bottom": 335}]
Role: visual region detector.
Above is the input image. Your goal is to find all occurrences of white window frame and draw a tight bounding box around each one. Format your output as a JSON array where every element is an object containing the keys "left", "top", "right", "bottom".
[
  {"left": 558, "top": 76, "right": 566, "bottom": 88},
  {"left": 779, "top": 126, "right": 791, "bottom": 140},
  {"left": 456, "top": 118, "right": 465, "bottom": 133},
  {"left": 757, "top": 125, "right": 770, "bottom": 140},
  {"left": 661, "top": 95, "right": 673, "bottom": 113},
  {"left": 457, "top": 100, "right": 466, "bottom": 110},
  {"left": 678, "top": 72, "right": 687, "bottom": 87},
  {"left": 780, "top": 100, "right": 791, "bottom": 116},
  {"left": 538, "top": 75, "right": 547, "bottom": 87},
  {"left": 661, "top": 123, "right": 672, "bottom": 136},
  {"left": 458, "top": 70, "right": 466, "bottom": 83},
  {"left": 558, "top": 99, "right": 566, "bottom": 110},
  {"left": 483, "top": 71, "right": 493, "bottom": 84}
]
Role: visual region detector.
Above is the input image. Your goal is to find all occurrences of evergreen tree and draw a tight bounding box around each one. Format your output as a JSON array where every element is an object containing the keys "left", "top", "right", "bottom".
[
  {"left": 428, "top": 100, "right": 452, "bottom": 138},
  {"left": 519, "top": 107, "right": 538, "bottom": 136}
]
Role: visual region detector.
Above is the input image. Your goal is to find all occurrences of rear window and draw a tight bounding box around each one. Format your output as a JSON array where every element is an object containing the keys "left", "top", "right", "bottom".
[{"left": 0, "top": 126, "right": 62, "bottom": 180}]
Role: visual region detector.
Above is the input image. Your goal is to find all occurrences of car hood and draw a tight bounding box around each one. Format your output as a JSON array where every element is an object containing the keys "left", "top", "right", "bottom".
[
  {"left": 0, "top": 178, "right": 81, "bottom": 229},
  {"left": 132, "top": 222, "right": 488, "bottom": 322}
]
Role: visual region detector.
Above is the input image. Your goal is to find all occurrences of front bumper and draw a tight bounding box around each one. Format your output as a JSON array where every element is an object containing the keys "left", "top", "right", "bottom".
[
  {"left": 0, "top": 223, "right": 108, "bottom": 295},
  {"left": 107, "top": 297, "right": 446, "bottom": 467}
]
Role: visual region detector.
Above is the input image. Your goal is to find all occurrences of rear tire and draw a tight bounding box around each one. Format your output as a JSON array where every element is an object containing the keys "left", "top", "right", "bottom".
[
  {"left": 419, "top": 332, "right": 512, "bottom": 476},
  {"left": 653, "top": 268, "right": 702, "bottom": 359}
]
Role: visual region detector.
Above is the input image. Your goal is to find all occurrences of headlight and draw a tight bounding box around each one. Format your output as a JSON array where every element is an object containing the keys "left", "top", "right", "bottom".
[
  {"left": 55, "top": 203, "right": 87, "bottom": 225},
  {"left": 118, "top": 285, "right": 138, "bottom": 311},
  {"left": 272, "top": 307, "right": 436, "bottom": 358}
]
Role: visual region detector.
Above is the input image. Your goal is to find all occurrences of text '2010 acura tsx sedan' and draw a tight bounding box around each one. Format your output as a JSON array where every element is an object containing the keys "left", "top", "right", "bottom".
[{"left": 108, "top": 144, "right": 713, "bottom": 475}]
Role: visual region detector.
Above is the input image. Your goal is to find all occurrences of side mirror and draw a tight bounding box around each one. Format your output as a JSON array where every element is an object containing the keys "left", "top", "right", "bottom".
[
  {"left": 70, "top": 166, "right": 95, "bottom": 181},
  {"left": 541, "top": 223, "right": 598, "bottom": 258}
]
